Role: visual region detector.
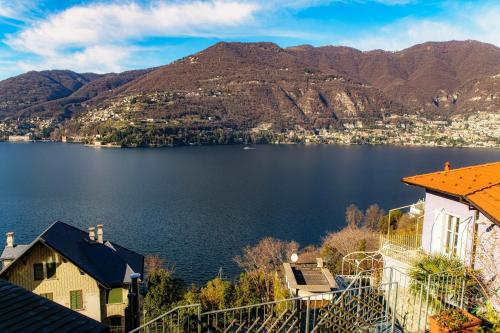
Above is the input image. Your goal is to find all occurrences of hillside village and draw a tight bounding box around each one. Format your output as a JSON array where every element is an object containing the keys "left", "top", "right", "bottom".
[{"left": 1, "top": 111, "right": 498, "bottom": 148}]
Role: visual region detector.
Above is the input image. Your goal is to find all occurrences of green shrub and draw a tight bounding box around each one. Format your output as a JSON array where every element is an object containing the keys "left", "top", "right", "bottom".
[{"left": 409, "top": 254, "right": 476, "bottom": 309}]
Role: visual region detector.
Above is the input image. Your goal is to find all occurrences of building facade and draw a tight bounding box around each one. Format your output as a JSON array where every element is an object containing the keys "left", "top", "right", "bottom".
[
  {"left": 0, "top": 222, "right": 144, "bottom": 331},
  {"left": 402, "top": 162, "right": 499, "bottom": 276}
]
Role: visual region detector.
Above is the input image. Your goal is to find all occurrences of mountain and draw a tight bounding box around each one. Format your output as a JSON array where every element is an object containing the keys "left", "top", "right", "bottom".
[
  {"left": 0, "top": 69, "right": 151, "bottom": 120},
  {"left": 0, "top": 40, "right": 498, "bottom": 132},
  {"left": 20, "top": 69, "right": 152, "bottom": 120},
  {"left": 108, "top": 42, "right": 400, "bottom": 129},
  {"left": 0, "top": 70, "right": 100, "bottom": 116}
]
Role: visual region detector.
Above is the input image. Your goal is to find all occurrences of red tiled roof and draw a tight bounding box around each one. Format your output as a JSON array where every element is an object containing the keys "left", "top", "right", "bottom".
[{"left": 402, "top": 162, "right": 500, "bottom": 224}]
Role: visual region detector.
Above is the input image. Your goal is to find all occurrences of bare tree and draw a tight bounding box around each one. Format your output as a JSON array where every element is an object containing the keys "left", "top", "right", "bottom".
[
  {"left": 322, "top": 227, "right": 379, "bottom": 257},
  {"left": 299, "top": 245, "right": 321, "bottom": 262},
  {"left": 363, "top": 204, "right": 385, "bottom": 230},
  {"left": 234, "top": 237, "right": 299, "bottom": 302},
  {"left": 234, "top": 237, "right": 299, "bottom": 274},
  {"left": 321, "top": 226, "right": 379, "bottom": 274},
  {"left": 345, "top": 204, "right": 364, "bottom": 228},
  {"left": 145, "top": 253, "right": 166, "bottom": 275}
]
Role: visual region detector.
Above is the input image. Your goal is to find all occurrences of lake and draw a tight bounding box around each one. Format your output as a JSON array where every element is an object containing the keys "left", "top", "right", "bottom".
[{"left": 0, "top": 143, "right": 498, "bottom": 284}]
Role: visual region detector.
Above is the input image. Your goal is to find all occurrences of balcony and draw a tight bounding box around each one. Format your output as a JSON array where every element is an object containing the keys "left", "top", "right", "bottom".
[
  {"left": 378, "top": 201, "right": 425, "bottom": 266},
  {"left": 379, "top": 232, "right": 425, "bottom": 266},
  {"left": 105, "top": 302, "right": 127, "bottom": 317},
  {"left": 380, "top": 231, "right": 421, "bottom": 250}
]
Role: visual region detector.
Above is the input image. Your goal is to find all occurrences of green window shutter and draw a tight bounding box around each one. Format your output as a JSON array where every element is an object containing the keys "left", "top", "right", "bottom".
[
  {"left": 108, "top": 288, "right": 123, "bottom": 304},
  {"left": 33, "top": 263, "right": 44, "bottom": 281},
  {"left": 46, "top": 262, "right": 57, "bottom": 278},
  {"left": 70, "top": 290, "right": 83, "bottom": 310}
]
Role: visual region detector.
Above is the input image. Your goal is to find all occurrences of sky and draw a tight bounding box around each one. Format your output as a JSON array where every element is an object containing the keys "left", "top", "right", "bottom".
[{"left": 0, "top": 0, "right": 499, "bottom": 80}]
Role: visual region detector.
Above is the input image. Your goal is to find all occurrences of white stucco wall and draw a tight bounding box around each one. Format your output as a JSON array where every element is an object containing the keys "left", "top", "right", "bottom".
[
  {"left": 421, "top": 191, "right": 499, "bottom": 274},
  {"left": 421, "top": 192, "right": 475, "bottom": 262}
]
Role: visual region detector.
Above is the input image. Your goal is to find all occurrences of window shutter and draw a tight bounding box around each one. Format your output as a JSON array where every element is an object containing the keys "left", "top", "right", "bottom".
[
  {"left": 33, "top": 263, "right": 44, "bottom": 281},
  {"left": 108, "top": 288, "right": 123, "bottom": 304},
  {"left": 70, "top": 291, "right": 76, "bottom": 309},
  {"left": 70, "top": 290, "right": 83, "bottom": 310}
]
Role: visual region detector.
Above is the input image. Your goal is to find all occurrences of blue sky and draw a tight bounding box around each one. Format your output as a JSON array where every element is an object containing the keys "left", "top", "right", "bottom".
[{"left": 0, "top": 0, "right": 499, "bottom": 79}]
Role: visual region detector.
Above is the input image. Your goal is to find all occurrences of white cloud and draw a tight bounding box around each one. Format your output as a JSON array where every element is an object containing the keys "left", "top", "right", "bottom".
[
  {"left": 6, "top": 0, "right": 259, "bottom": 73},
  {"left": 3, "top": 0, "right": 499, "bottom": 76},
  {"left": 0, "top": 1, "right": 18, "bottom": 18},
  {"left": 16, "top": 45, "right": 133, "bottom": 73},
  {"left": 341, "top": 3, "right": 500, "bottom": 50},
  {"left": 0, "top": 0, "right": 35, "bottom": 20}
]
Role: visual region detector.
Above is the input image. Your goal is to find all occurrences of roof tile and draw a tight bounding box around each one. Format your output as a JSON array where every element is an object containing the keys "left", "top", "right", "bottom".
[{"left": 402, "top": 162, "right": 500, "bottom": 224}]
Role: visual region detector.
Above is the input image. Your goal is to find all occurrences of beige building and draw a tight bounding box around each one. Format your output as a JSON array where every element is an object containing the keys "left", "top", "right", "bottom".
[
  {"left": 0, "top": 221, "right": 144, "bottom": 332},
  {"left": 8, "top": 135, "right": 31, "bottom": 142}
]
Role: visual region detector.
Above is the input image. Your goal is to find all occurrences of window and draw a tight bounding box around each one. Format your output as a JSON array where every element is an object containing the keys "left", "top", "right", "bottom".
[
  {"left": 108, "top": 288, "right": 123, "bottom": 304},
  {"left": 33, "top": 263, "right": 44, "bottom": 281},
  {"left": 33, "top": 262, "right": 57, "bottom": 280},
  {"left": 46, "top": 262, "right": 57, "bottom": 278},
  {"left": 40, "top": 293, "right": 53, "bottom": 300},
  {"left": 70, "top": 290, "right": 83, "bottom": 310},
  {"left": 444, "top": 214, "right": 460, "bottom": 255}
]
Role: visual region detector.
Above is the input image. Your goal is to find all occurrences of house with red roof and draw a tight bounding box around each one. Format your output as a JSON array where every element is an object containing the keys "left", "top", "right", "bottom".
[{"left": 401, "top": 161, "right": 499, "bottom": 271}]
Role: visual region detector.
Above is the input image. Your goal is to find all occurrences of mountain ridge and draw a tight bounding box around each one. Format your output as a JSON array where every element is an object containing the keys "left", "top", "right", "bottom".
[{"left": 0, "top": 40, "right": 498, "bottom": 131}]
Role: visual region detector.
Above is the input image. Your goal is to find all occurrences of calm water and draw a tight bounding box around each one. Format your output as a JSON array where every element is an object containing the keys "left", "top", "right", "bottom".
[{"left": 0, "top": 143, "right": 498, "bottom": 283}]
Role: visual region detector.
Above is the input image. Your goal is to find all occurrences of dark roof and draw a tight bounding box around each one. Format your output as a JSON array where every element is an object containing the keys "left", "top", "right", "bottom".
[
  {"left": 1, "top": 221, "right": 144, "bottom": 288},
  {"left": 0, "top": 278, "right": 109, "bottom": 333},
  {"left": 1, "top": 244, "right": 29, "bottom": 260}
]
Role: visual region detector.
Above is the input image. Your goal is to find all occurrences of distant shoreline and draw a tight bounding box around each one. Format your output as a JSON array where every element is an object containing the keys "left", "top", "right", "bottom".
[{"left": 1, "top": 139, "right": 498, "bottom": 149}]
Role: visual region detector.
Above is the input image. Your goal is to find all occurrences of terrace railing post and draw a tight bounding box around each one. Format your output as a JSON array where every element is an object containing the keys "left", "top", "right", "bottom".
[
  {"left": 423, "top": 275, "right": 432, "bottom": 331},
  {"left": 391, "top": 282, "right": 398, "bottom": 333},
  {"left": 305, "top": 297, "right": 311, "bottom": 333},
  {"left": 460, "top": 276, "right": 466, "bottom": 309},
  {"left": 197, "top": 305, "right": 201, "bottom": 333}
]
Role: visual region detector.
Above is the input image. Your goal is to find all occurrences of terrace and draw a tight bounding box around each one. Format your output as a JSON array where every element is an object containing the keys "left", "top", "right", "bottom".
[{"left": 378, "top": 202, "right": 425, "bottom": 266}]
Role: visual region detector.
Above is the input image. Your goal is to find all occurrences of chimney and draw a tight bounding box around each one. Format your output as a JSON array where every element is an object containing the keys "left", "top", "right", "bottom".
[
  {"left": 444, "top": 161, "right": 451, "bottom": 172},
  {"left": 88, "top": 227, "right": 95, "bottom": 241},
  {"left": 97, "top": 224, "right": 103, "bottom": 243},
  {"left": 6, "top": 232, "right": 14, "bottom": 247}
]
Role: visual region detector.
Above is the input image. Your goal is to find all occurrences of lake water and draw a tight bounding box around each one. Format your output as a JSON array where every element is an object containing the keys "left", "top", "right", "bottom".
[{"left": 0, "top": 143, "right": 498, "bottom": 284}]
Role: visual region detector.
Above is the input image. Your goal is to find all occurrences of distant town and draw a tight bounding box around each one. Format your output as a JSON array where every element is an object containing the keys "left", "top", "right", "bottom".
[{"left": 1, "top": 111, "right": 498, "bottom": 148}]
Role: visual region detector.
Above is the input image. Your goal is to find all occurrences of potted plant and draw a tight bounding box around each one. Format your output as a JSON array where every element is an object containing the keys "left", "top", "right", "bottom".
[{"left": 429, "top": 308, "right": 482, "bottom": 332}]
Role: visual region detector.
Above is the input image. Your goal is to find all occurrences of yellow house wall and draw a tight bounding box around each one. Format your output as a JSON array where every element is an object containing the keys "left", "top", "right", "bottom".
[{"left": 3, "top": 242, "right": 102, "bottom": 321}]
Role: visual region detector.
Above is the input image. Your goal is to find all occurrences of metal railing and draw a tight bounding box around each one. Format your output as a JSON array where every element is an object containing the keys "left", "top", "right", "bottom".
[
  {"left": 381, "top": 266, "right": 467, "bottom": 333},
  {"left": 378, "top": 243, "right": 426, "bottom": 266},
  {"left": 340, "top": 249, "right": 469, "bottom": 333},
  {"left": 380, "top": 231, "right": 422, "bottom": 251},
  {"left": 129, "top": 304, "right": 201, "bottom": 333},
  {"left": 131, "top": 248, "right": 470, "bottom": 333},
  {"left": 341, "top": 251, "right": 383, "bottom": 275},
  {"left": 110, "top": 325, "right": 126, "bottom": 333},
  {"left": 130, "top": 282, "right": 398, "bottom": 333}
]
